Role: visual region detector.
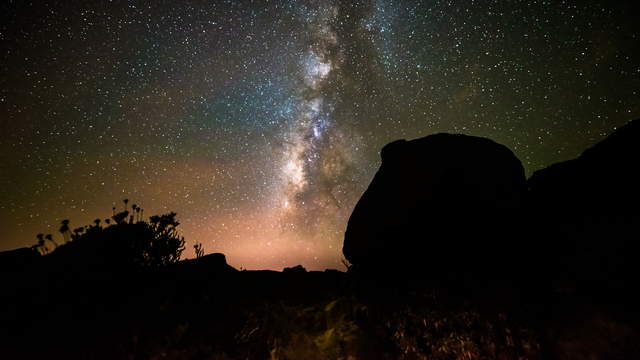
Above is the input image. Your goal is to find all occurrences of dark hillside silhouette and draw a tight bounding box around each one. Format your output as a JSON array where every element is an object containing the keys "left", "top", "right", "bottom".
[
  {"left": 527, "top": 119, "right": 640, "bottom": 297},
  {"left": 528, "top": 119, "right": 640, "bottom": 213},
  {"left": 0, "top": 247, "right": 39, "bottom": 272}
]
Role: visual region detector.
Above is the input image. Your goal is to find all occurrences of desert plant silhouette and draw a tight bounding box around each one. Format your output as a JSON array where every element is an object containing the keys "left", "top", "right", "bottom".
[
  {"left": 34, "top": 200, "right": 185, "bottom": 270},
  {"left": 34, "top": 233, "right": 56, "bottom": 254},
  {"left": 32, "top": 233, "right": 48, "bottom": 254},
  {"left": 194, "top": 242, "right": 205, "bottom": 258},
  {"left": 58, "top": 219, "right": 70, "bottom": 243}
]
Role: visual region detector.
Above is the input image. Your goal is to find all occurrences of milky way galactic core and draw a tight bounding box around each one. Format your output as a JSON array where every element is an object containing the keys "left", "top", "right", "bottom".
[{"left": 1, "top": 1, "right": 638, "bottom": 269}]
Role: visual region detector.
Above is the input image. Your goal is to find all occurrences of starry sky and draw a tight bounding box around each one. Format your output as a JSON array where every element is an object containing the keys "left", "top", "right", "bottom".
[{"left": 1, "top": 0, "right": 638, "bottom": 270}]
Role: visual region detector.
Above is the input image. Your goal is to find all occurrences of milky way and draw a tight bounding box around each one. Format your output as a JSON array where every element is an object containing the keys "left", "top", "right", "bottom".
[
  {"left": 1, "top": 1, "right": 639, "bottom": 270},
  {"left": 278, "top": 2, "right": 357, "bottom": 236}
]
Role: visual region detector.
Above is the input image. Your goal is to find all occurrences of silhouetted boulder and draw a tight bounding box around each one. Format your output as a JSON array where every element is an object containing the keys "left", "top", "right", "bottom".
[
  {"left": 527, "top": 119, "right": 640, "bottom": 295},
  {"left": 192, "top": 252, "right": 235, "bottom": 271},
  {"left": 175, "top": 252, "right": 238, "bottom": 281},
  {"left": 343, "top": 133, "right": 527, "bottom": 282},
  {"left": 283, "top": 264, "right": 307, "bottom": 274}
]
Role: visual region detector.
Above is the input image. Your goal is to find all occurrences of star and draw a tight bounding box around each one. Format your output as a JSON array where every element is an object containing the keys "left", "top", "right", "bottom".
[{"left": 1, "top": 1, "right": 638, "bottom": 270}]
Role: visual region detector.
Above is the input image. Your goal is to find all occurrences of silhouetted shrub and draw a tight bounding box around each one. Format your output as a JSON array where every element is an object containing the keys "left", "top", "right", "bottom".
[
  {"left": 35, "top": 200, "right": 185, "bottom": 271},
  {"left": 194, "top": 242, "right": 205, "bottom": 259}
]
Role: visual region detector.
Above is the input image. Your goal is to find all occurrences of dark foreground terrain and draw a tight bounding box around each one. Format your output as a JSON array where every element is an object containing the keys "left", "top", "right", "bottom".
[
  {"left": 2, "top": 119, "right": 640, "bottom": 359},
  {"left": 1, "top": 254, "right": 639, "bottom": 359}
]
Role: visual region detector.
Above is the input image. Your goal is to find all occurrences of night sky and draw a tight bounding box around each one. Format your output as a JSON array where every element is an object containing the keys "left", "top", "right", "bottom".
[{"left": 1, "top": 1, "right": 638, "bottom": 270}]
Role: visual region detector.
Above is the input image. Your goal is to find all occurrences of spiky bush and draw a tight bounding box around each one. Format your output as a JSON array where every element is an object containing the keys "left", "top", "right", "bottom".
[{"left": 37, "top": 202, "right": 185, "bottom": 271}]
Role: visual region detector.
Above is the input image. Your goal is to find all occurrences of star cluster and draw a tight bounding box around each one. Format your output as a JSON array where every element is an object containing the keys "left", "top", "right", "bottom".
[{"left": 1, "top": 1, "right": 638, "bottom": 269}]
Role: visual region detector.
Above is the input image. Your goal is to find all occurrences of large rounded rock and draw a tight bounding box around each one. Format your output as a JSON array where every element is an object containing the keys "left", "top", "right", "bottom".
[{"left": 343, "top": 133, "right": 526, "bottom": 280}]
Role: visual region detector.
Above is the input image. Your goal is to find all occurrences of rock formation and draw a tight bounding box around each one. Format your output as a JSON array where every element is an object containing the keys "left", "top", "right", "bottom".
[
  {"left": 343, "top": 120, "right": 640, "bottom": 294},
  {"left": 343, "top": 133, "right": 527, "bottom": 281},
  {"left": 527, "top": 119, "right": 640, "bottom": 293},
  {"left": 528, "top": 119, "right": 640, "bottom": 213}
]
